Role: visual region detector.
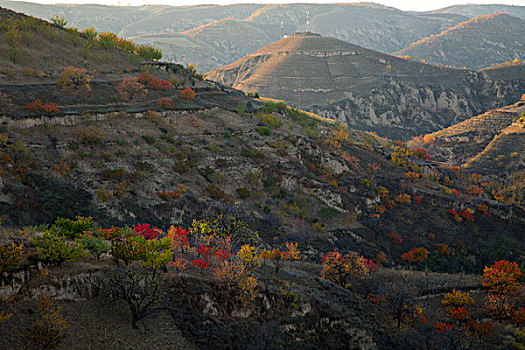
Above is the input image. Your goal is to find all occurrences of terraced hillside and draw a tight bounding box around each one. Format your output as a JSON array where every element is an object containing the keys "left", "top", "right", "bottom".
[
  {"left": 207, "top": 32, "right": 525, "bottom": 139},
  {"left": 421, "top": 101, "right": 525, "bottom": 165},
  {"left": 396, "top": 13, "right": 525, "bottom": 70},
  {"left": 417, "top": 100, "right": 525, "bottom": 206}
]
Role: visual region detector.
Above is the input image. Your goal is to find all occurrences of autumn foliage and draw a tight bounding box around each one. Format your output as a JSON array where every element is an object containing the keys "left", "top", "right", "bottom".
[
  {"left": 482, "top": 261, "right": 522, "bottom": 319},
  {"left": 483, "top": 260, "right": 522, "bottom": 296},
  {"left": 401, "top": 247, "right": 429, "bottom": 265},
  {"left": 259, "top": 242, "right": 300, "bottom": 274},
  {"left": 179, "top": 88, "right": 196, "bottom": 99},
  {"left": 117, "top": 77, "right": 148, "bottom": 101},
  {"left": 26, "top": 293, "right": 69, "bottom": 350},
  {"left": 320, "top": 250, "right": 378, "bottom": 287},
  {"left": 157, "top": 97, "right": 174, "bottom": 109},
  {"left": 0, "top": 241, "right": 24, "bottom": 273},
  {"left": 57, "top": 66, "right": 91, "bottom": 95},
  {"left": 26, "top": 100, "right": 60, "bottom": 114},
  {"left": 138, "top": 73, "right": 172, "bottom": 90}
]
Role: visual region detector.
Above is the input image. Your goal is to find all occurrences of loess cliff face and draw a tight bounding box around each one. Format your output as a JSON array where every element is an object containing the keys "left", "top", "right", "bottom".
[{"left": 207, "top": 33, "right": 525, "bottom": 140}]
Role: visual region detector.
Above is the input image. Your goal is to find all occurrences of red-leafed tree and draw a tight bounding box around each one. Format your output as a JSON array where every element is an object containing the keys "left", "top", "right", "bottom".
[
  {"left": 483, "top": 260, "right": 523, "bottom": 318},
  {"left": 179, "top": 88, "right": 196, "bottom": 99},
  {"left": 117, "top": 77, "right": 148, "bottom": 101},
  {"left": 401, "top": 247, "right": 429, "bottom": 267}
]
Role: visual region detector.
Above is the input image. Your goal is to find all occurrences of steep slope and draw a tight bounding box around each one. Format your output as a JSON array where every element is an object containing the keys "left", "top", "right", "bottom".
[
  {"left": 396, "top": 13, "right": 525, "bottom": 70},
  {"left": 207, "top": 32, "right": 525, "bottom": 139},
  {"left": 2, "top": 71, "right": 524, "bottom": 272}
]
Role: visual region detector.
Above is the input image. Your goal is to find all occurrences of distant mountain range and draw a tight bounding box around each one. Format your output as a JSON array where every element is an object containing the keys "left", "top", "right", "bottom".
[
  {"left": 207, "top": 32, "right": 525, "bottom": 139},
  {"left": 1, "top": 1, "right": 524, "bottom": 72},
  {"left": 396, "top": 13, "right": 525, "bottom": 70}
]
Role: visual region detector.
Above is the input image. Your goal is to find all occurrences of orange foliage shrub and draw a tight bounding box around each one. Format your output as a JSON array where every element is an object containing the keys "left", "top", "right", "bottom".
[
  {"left": 259, "top": 242, "right": 300, "bottom": 274},
  {"left": 214, "top": 260, "right": 258, "bottom": 304},
  {"left": 0, "top": 241, "right": 24, "bottom": 273},
  {"left": 401, "top": 247, "right": 429, "bottom": 265},
  {"left": 138, "top": 73, "right": 172, "bottom": 90},
  {"left": 25, "top": 100, "right": 60, "bottom": 114},
  {"left": 483, "top": 260, "right": 522, "bottom": 296},
  {"left": 57, "top": 66, "right": 91, "bottom": 94},
  {"left": 483, "top": 260, "right": 522, "bottom": 318},
  {"left": 179, "top": 88, "right": 196, "bottom": 99},
  {"left": 442, "top": 289, "right": 475, "bottom": 308},
  {"left": 423, "top": 134, "right": 435, "bottom": 144},
  {"left": 157, "top": 97, "right": 173, "bottom": 109},
  {"left": 404, "top": 172, "right": 420, "bottom": 181},
  {"left": 435, "top": 243, "right": 450, "bottom": 256},
  {"left": 395, "top": 194, "right": 411, "bottom": 204}
]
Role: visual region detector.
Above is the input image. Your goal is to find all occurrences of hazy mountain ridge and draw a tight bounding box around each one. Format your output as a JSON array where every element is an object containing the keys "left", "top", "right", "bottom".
[
  {"left": 430, "top": 4, "right": 525, "bottom": 19},
  {"left": 2, "top": 1, "right": 525, "bottom": 72},
  {"left": 396, "top": 13, "right": 525, "bottom": 70},
  {"left": 0, "top": 2, "right": 472, "bottom": 72}
]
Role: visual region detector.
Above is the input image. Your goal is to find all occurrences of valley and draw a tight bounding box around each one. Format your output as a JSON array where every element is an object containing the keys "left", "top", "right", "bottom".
[{"left": 0, "top": 3, "right": 524, "bottom": 350}]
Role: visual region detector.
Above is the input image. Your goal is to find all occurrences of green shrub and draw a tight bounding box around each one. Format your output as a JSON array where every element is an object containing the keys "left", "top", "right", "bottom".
[
  {"left": 80, "top": 236, "right": 110, "bottom": 261},
  {"left": 50, "top": 15, "right": 67, "bottom": 29},
  {"left": 261, "top": 113, "right": 283, "bottom": 128},
  {"left": 236, "top": 104, "right": 246, "bottom": 115},
  {"left": 53, "top": 216, "right": 94, "bottom": 239},
  {"left": 236, "top": 187, "right": 251, "bottom": 199},
  {"left": 141, "top": 238, "right": 173, "bottom": 270},
  {"left": 142, "top": 135, "right": 155, "bottom": 144},
  {"left": 286, "top": 108, "right": 318, "bottom": 130},
  {"left": 256, "top": 126, "right": 272, "bottom": 136},
  {"left": 97, "top": 32, "right": 117, "bottom": 51},
  {"left": 136, "top": 45, "right": 162, "bottom": 61},
  {"left": 261, "top": 101, "right": 286, "bottom": 114},
  {"left": 111, "top": 235, "right": 146, "bottom": 265},
  {"left": 33, "top": 231, "right": 86, "bottom": 264}
]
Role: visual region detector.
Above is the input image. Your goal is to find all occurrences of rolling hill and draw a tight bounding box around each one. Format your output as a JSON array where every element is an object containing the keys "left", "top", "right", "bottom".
[
  {"left": 396, "top": 13, "right": 525, "bottom": 70},
  {"left": 207, "top": 32, "right": 525, "bottom": 139},
  {"left": 0, "top": 1, "right": 471, "bottom": 72}
]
